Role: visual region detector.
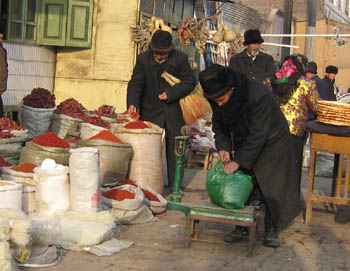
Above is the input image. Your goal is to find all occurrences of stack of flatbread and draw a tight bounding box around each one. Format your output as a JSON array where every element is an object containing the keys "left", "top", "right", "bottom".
[{"left": 317, "top": 100, "right": 350, "bottom": 126}]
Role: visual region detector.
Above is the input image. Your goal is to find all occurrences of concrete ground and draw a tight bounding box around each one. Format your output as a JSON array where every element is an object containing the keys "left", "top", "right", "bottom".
[{"left": 31, "top": 167, "right": 350, "bottom": 271}]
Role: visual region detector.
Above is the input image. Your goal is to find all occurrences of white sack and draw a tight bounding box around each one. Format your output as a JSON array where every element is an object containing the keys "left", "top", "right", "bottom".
[{"left": 69, "top": 147, "right": 101, "bottom": 212}]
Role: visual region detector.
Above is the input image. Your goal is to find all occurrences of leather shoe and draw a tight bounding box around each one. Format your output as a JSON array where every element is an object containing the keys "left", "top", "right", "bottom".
[
  {"left": 224, "top": 226, "right": 249, "bottom": 243},
  {"left": 263, "top": 229, "right": 280, "bottom": 247}
]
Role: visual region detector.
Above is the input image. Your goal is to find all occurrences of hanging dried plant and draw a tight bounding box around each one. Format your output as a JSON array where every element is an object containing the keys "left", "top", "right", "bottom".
[{"left": 130, "top": 16, "right": 152, "bottom": 52}]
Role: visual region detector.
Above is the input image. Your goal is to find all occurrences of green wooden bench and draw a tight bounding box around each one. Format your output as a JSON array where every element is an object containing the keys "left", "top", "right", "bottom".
[{"left": 184, "top": 202, "right": 258, "bottom": 257}]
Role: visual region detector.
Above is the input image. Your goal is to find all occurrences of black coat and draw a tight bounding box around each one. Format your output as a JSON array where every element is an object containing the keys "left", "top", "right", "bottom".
[
  {"left": 127, "top": 49, "right": 197, "bottom": 134},
  {"left": 211, "top": 79, "right": 300, "bottom": 230},
  {"left": 229, "top": 49, "right": 275, "bottom": 82},
  {"left": 311, "top": 75, "right": 330, "bottom": 100},
  {"left": 320, "top": 77, "right": 337, "bottom": 101}
]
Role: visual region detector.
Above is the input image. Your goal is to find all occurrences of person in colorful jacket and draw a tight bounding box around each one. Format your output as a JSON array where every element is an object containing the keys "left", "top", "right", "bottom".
[
  {"left": 0, "top": 23, "right": 8, "bottom": 117},
  {"left": 270, "top": 54, "right": 319, "bottom": 184}
]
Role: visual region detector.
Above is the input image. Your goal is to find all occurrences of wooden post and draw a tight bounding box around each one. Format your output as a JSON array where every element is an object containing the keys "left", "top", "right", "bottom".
[
  {"left": 281, "top": 0, "right": 293, "bottom": 60},
  {"left": 305, "top": 0, "right": 316, "bottom": 61}
]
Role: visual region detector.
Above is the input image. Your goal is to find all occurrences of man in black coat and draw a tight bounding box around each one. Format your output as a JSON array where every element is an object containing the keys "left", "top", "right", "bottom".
[
  {"left": 321, "top": 65, "right": 338, "bottom": 101},
  {"left": 127, "top": 30, "right": 197, "bottom": 189},
  {"left": 199, "top": 64, "right": 300, "bottom": 248},
  {"left": 229, "top": 29, "right": 275, "bottom": 82},
  {"left": 306, "top": 61, "right": 328, "bottom": 100}
]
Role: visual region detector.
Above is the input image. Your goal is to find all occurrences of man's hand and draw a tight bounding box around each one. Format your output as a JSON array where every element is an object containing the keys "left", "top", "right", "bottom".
[
  {"left": 159, "top": 92, "right": 168, "bottom": 101},
  {"left": 218, "top": 150, "right": 230, "bottom": 164},
  {"left": 128, "top": 105, "right": 138, "bottom": 115},
  {"left": 224, "top": 161, "right": 240, "bottom": 174}
]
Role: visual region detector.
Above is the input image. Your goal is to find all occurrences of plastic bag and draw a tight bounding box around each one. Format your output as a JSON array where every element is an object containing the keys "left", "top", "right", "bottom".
[
  {"left": 206, "top": 161, "right": 253, "bottom": 209},
  {"left": 21, "top": 104, "right": 56, "bottom": 138}
]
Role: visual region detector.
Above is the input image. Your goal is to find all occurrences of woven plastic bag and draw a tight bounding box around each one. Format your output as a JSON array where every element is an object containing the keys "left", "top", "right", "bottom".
[
  {"left": 206, "top": 161, "right": 253, "bottom": 209},
  {"left": 21, "top": 104, "right": 56, "bottom": 138}
]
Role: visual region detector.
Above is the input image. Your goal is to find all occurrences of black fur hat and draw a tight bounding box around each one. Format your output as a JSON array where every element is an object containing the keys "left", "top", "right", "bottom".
[
  {"left": 326, "top": 65, "right": 338, "bottom": 74},
  {"left": 243, "top": 29, "right": 264, "bottom": 46},
  {"left": 199, "top": 64, "right": 233, "bottom": 99},
  {"left": 307, "top": 62, "right": 317, "bottom": 74},
  {"left": 150, "top": 30, "right": 174, "bottom": 54}
]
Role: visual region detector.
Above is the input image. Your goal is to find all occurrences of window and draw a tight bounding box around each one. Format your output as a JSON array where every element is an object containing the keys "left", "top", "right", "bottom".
[
  {"left": 8, "top": 0, "right": 38, "bottom": 42},
  {"left": 4, "top": 0, "right": 93, "bottom": 48}
]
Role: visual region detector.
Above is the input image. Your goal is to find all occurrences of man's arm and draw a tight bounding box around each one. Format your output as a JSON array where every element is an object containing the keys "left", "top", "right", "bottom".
[
  {"left": 127, "top": 54, "right": 146, "bottom": 109},
  {"left": 0, "top": 47, "right": 8, "bottom": 95},
  {"left": 165, "top": 55, "right": 197, "bottom": 103}
]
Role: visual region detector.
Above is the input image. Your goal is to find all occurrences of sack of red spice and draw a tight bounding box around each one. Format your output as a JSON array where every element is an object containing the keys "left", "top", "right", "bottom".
[
  {"left": 76, "top": 132, "right": 133, "bottom": 185},
  {"left": 112, "top": 121, "right": 164, "bottom": 194},
  {"left": 138, "top": 185, "right": 167, "bottom": 214},
  {"left": 19, "top": 141, "right": 70, "bottom": 166},
  {"left": 118, "top": 180, "right": 167, "bottom": 214},
  {"left": 102, "top": 185, "right": 144, "bottom": 210},
  {"left": 1, "top": 164, "right": 36, "bottom": 183}
]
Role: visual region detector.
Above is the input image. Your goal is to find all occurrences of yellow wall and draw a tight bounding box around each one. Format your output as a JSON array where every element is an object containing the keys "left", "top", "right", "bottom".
[
  {"left": 54, "top": 0, "right": 139, "bottom": 110},
  {"left": 294, "top": 19, "right": 350, "bottom": 93}
]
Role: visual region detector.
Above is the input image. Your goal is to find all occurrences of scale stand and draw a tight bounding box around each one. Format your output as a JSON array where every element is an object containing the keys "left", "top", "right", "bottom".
[{"left": 167, "top": 136, "right": 193, "bottom": 214}]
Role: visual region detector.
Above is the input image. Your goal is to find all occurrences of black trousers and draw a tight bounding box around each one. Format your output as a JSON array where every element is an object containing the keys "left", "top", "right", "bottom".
[{"left": 290, "top": 134, "right": 306, "bottom": 186}]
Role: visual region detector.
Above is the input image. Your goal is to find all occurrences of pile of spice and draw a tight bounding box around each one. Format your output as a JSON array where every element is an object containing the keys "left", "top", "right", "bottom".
[
  {"left": 55, "top": 98, "right": 86, "bottom": 119},
  {"left": 11, "top": 163, "right": 37, "bottom": 173},
  {"left": 33, "top": 132, "right": 70, "bottom": 149},
  {"left": 124, "top": 120, "right": 149, "bottom": 129},
  {"left": 102, "top": 189, "right": 135, "bottom": 201},
  {"left": 0, "top": 156, "right": 12, "bottom": 167},
  {"left": 82, "top": 116, "right": 110, "bottom": 129},
  {"left": 23, "top": 88, "right": 56, "bottom": 108},
  {"left": 0, "top": 118, "right": 26, "bottom": 130},
  {"left": 91, "top": 105, "right": 117, "bottom": 118},
  {"left": 89, "top": 131, "right": 124, "bottom": 144},
  {"left": 0, "top": 131, "right": 15, "bottom": 139},
  {"left": 119, "top": 179, "right": 159, "bottom": 202}
]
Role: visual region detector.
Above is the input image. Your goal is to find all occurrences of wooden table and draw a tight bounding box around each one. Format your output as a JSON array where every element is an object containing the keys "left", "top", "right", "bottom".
[
  {"left": 305, "top": 132, "right": 350, "bottom": 224},
  {"left": 184, "top": 203, "right": 258, "bottom": 257}
]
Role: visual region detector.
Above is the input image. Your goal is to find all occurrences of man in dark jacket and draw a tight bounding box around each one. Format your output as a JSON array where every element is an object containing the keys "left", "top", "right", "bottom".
[
  {"left": 127, "top": 30, "right": 197, "bottom": 189},
  {"left": 229, "top": 29, "right": 275, "bottom": 82},
  {"left": 199, "top": 64, "right": 300, "bottom": 248},
  {"left": 306, "top": 61, "right": 328, "bottom": 100},
  {"left": 0, "top": 23, "right": 8, "bottom": 117},
  {"left": 321, "top": 65, "right": 338, "bottom": 101}
]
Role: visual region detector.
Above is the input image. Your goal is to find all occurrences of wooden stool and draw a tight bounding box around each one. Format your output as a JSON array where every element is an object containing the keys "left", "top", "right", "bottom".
[
  {"left": 187, "top": 145, "right": 214, "bottom": 170},
  {"left": 184, "top": 202, "right": 258, "bottom": 257},
  {"left": 305, "top": 132, "right": 350, "bottom": 224}
]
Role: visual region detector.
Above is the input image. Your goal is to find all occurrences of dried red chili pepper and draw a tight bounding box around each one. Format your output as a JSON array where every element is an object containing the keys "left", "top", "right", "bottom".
[
  {"left": 55, "top": 98, "right": 86, "bottom": 119},
  {"left": 0, "top": 131, "right": 15, "bottom": 139},
  {"left": 0, "top": 156, "right": 12, "bottom": 167},
  {"left": 0, "top": 118, "right": 25, "bottom": 131},
  {"left": 33, "top": 132, "right": 70, "bottom": 148},
  {"left": 23, "top": 88, "right": 55, "bottom": 108},
  {"left": 91, "top": 105, "right": 117, "bottom": 118}
]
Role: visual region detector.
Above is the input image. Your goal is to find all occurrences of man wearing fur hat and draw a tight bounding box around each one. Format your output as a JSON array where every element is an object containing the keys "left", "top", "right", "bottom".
[
  {"left": 127, "top": 30, "right": 196, "bottom": 189},
  {"left": 199, "top": 64, "right": 300, "bottom": 247},
  {"left": 322, "top": 65, "right": 339, "bottom": 101},
  {"left": 229, "top": 29, "right": 275, "bottom": 82}
]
